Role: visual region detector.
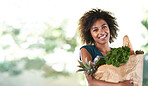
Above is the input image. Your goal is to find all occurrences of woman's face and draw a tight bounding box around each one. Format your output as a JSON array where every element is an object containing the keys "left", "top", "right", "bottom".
[{"left": 90, "top": 19, "right": 110, "bottom": 45}]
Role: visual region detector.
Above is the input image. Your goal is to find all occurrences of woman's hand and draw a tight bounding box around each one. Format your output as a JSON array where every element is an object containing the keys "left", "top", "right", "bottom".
[{"left": 119, "top": 80, "right": 134, "bottom": 86}]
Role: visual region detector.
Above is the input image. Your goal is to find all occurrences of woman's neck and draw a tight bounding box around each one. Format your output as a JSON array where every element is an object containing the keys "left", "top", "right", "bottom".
[{"left": 95, "top": 43, "right": 111, "bottom": 56}]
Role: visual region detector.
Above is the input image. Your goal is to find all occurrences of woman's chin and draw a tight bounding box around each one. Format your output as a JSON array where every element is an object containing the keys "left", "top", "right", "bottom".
[{"left": 97, "top": 41, "right": 108, "bottom": 45}]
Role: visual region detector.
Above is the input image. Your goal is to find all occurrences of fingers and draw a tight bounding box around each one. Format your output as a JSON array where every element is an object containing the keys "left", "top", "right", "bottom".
[
  {"left": 130, "top": 80, "right": 134, "bottom": 84},
  {"left": 127, "top": 80, "right": 134, "bottom": 86},
  {"left": 121, "top": 80, "right": 134, "bottom": 86}
]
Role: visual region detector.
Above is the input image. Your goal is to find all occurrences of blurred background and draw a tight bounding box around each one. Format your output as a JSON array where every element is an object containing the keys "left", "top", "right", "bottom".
[{"left": 0, "top": 0, "right": 148, "bottom": 86}]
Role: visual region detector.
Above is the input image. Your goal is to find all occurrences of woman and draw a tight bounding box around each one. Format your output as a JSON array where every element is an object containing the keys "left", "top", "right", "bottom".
[{"left": 78, "top": 8, "right": 134, "bottom": 86}]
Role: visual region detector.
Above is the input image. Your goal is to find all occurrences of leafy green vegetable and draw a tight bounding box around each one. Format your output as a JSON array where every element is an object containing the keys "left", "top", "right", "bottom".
[
  {"left": 95, "top": 56, "right": 106, "bottom": 67},
  {"left": 135, "top": 50, "right": 144, "bottom": 54},
  {"left": 104, "top": 46, "right": 130, "bottom": 67},
  {"left": 77, "top": 46, "right": 131, "bottom": 76}
]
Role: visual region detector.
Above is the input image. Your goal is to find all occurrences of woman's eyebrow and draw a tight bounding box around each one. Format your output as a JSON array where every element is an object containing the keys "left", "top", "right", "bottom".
[
  {"left": 102, "top": 24, "right": 107, "bottom": 26},
  {"left": 91, "top": 24, "right": 107, "bottom": 29},
  {"left": 92, "top": 27, "right": 98, "bottom": 29}
]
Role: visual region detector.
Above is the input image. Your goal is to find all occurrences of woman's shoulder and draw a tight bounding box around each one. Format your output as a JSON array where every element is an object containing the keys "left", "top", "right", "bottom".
[
  {"left": 79, "top": 45, "right": 95, "bottom": 61},
  {"left": 80, "top": 45, "right": 103, "bottom": 61},
  {"left": 80, "top": 45, "right": 95, "bottom": 49},
  {"left": 80, "top": 45, "right": 96, "bottom": 57}
]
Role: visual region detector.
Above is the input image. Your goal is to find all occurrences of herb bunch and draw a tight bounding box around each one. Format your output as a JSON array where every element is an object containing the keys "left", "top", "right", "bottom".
[
  {"left": 135, "top": 50, "right": 144, "bottom": 54},
  {"left": 77, "top": 46, "right": 131, "bottom": 76},
  {"left": 104, "top": 46, "right": 130, "bottom": 67}
]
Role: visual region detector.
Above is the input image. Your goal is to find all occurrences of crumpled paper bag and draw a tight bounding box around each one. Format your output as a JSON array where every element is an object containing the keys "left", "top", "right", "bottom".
[{"left": 94, "top": 54, "right": 143, "bottom": 86}]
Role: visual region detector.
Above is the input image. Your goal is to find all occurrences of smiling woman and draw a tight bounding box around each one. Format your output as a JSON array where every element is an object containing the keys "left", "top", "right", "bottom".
[
  {"left": 90, "top": 19, "right": 110, "bottom": 47},
  {"left": 78, "top": 8, "right": 134, "bottom": 86},
  {"left": 78, "top": 9, "right": 119, "bottom": 45}
]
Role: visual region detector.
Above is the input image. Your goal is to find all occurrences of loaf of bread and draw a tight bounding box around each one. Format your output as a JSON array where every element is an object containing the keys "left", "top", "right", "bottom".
[{"left": 123, "top": 35, "right": 135, "bottom": 55}]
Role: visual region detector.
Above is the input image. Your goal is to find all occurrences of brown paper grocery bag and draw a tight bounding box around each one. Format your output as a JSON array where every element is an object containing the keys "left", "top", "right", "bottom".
[{"left": 94, "top": 54, "right": 143, "bottom": 86}]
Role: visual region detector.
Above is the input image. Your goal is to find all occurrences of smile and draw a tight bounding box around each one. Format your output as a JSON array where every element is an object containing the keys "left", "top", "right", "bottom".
[{"left": 98, "top": 34, "right": 107, "bottom": 40}]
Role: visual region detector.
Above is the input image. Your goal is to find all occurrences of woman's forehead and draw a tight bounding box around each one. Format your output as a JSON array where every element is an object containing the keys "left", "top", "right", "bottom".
[{"left": 92, "top": 19, "right": 108, "bottom": 27}]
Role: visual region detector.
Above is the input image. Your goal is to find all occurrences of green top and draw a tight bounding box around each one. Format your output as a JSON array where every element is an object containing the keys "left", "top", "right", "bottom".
[{"left": 80, "top": 45, "right": 104, "bottom": 62}]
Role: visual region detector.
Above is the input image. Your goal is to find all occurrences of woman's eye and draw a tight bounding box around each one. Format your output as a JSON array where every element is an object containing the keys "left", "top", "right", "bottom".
[
  {"left": 93, "top": 29, "right": 98, "bottom": 32},
  {"left": 102, "top": 26, "right": 107, "bottom": 29}
]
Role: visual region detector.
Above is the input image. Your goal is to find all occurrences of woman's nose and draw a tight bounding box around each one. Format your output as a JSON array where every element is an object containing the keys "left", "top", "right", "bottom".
[{"left": 98, "top": 29, "right": 105, "bottom": 34}]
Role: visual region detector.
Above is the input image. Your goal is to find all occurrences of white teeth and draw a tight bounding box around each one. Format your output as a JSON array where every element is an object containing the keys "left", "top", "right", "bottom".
[{"left": 99, "top": 35, "right": 106, "bottom": 39}]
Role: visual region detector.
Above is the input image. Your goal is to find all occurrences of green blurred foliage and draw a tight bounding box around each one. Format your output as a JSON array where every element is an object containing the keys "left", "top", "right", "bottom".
[
  {"left": 0, "top": 57, "right": 45, "bottom": 76},
  {"left": 1, "top": 25, "right": 21, "bottom": 45},
  {"left": 142, "top": 11, "right": 148, "bottom": 31},
  {"left": 141, "top": 10, "right": 148, "bottom": 54},
  {"left": 42, "top": 64, "right": 69, "bottom": 78},
  {"left": 28, "top": 22, "right": 78, "bottom": 53},
  {"left": 0, "top": 60, "right": 22, "bottom": 76},
  {"left": 143, "top": 54, "right": 148, "bottom": 86},
  {"left": 1, "top": 19, "right": 78, "bottom": 53},
  {"left": 0, "top": 19, "right": 78, "bottom": 78},
  {"left": 0, "top": 57, "right": 70, "bottom": 78},
  {"left": 141, "top": 10, "right": 148, "bottom": 86},
  {"left": 23, "top": 57, "right": 45, "bottom": 70}
]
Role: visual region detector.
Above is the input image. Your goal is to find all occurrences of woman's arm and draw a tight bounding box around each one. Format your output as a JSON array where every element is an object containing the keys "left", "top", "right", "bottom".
[
  {"left": 80, "top": 48, "right": 133, "bottom": 86},
  {"left": 85, "top": 72, "right": 121, "bottom": 86},
  {"left": 85, "top": 72, "right": 133, "bottom": 86}
]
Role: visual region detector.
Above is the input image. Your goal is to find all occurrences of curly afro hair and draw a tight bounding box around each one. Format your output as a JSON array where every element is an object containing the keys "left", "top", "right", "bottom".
[{"left": 78, "top": 8, "right": 119, "bottom": 45}]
